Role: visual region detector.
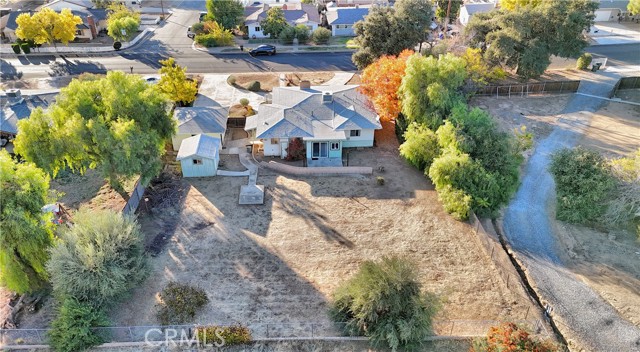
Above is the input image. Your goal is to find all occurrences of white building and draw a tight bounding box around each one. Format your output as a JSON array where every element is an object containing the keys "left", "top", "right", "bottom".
[{"left": 459, "top": 2, "right": 496, "bottom": 26}]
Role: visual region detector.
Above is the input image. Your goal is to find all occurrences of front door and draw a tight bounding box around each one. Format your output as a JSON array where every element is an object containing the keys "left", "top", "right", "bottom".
[{"left": 311, "top": 142, "right": 328, "bottom": 158}]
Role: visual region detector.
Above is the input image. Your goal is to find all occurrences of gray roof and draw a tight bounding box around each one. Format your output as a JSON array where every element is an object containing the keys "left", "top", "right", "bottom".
[
  {"left": 174, "top": 106, "right": 228, "bottom": 135},
  {"left": 246, "top": 85, "right": 381, "bottom": 140},
  {"left": 1, "top": 93, "right": 56, "bottom": 135},
  {"left": 461, "top": 3, "right": 496, "bottom": 16},
  {"left": 598, "top": 0, "right": 632, "bottom": 11},
  {"left": 326, "top": 8, "right": 369, "bottom": 25},
  {"left": 176, "top": 134, "right": 221, "bottom": 160},
  {"left": 1, "top": 8, "right": 106, "bottom": 31},
  {"left": 244, "top": 3, "right": 320, "bottom": 24}
]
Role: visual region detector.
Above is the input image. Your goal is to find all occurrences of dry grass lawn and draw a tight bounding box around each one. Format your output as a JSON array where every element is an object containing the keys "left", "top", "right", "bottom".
[
  {"left": 231, "top": 72, "right": 335, "bottom": 92},
  {"left": 111, "top": 127, "right": 539, "bottom": 333}
]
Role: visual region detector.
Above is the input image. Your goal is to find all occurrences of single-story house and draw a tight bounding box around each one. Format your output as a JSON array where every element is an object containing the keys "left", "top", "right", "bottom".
[
  {"left": 1, "top": 8, "right": 107, "bottom": 42},
  {"left": 245, "top": 84, "right": 381, "bottom": 167},
  {"left": 39, "top": 0, "right": 141, "bottom": 11},
  {"left": 594, "top": 0, "right": 631, "bottom": 21},
  {"left": 176, "top": 134, "right": 221, "bottom": 178},
  {"left": 459, "top": 2, "right": 496, "bottom": 26},
  {"left": 1, "top": 90, "right": 56, "bottom": 153},
  {"left": 244, "top": 3, "right": 320, "bottom": 38},
  {"left": 171, "top": 106, "right": 228, "bottom": 151},
  {"left": 325, "top": 7, "right": 369, "bottom": 36},
  {"left": 322, "top": 0, "right": 392, "bottom": 6}
]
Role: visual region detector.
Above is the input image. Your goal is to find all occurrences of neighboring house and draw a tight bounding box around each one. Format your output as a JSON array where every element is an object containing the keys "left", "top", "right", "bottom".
[
  {"left": 459, "top": 2, "right": 496, "bottom": 26},
  {"left": 1, "top": 90, "right": 56, "bottom": 153},
  {"left": 176, "top": 134, "right": 221, "bottom": 178},
  {"left": 244, "top": 3, "right": 320, "bottom": 38},
  {"left": 39, "top": 0, "right": 141, "bottom": 11},
  {"left": 325, "top": 7, "right": 369, "bottom": 36},
  {"left": 0, "top": 8, "right": 107, "bottom": 42},
  {"left": 171, "top": 106, "right": 228, "bottom": 151},
  {"left": 245, "top": 84, "right": 381, "bottom": 167},
  {"left": 323, "top": 0, "right": 391, "bottom": 7},
  {"left": 594, "top": 0, "right": 630, "bottom": 21}
]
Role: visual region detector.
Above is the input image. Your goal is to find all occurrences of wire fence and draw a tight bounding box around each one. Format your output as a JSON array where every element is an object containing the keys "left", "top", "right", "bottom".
[
  {"left": 0, "top": 320, "right": 551, "bottom": 346},
  {"left": 475, "top": 80, "right": 580, "bottom": 97}
]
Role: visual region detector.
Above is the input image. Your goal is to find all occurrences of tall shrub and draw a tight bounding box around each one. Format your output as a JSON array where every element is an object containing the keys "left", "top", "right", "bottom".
[
  {"left": 331, "top": 256, "right": 439, "bottom": 351},
  {"left": 399, "top": 123, "right": 440, "bottom": 171},
  {"left": 48, "top": 297, "right": 110, "bottom": 352},
  {"left": 310, "top": 27, "right": 331, "bottom": 44}
]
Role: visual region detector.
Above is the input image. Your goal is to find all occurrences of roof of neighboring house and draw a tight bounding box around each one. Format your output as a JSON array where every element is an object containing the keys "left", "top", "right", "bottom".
[
  {"left": 0, "top": 93, "right": 57, "bottom": 135},
  {"left": 38, "top": 0, "right": 95, "bottom": 10},
  {"left": 1, "top": 8, "right": 107, "bottom": 31},
  {"left": 326, "top": 7, "right": 369, "bottom": 25},
  {"left": 174, "top": 106, "right": 228, "bottom": 135},
  {"left": 176, "top": 134, "right": 221, "bottom": 161},
  {"left": 246, "top": 85, "right": 381, "bottom": 140},
  {"left": 245, "top": 4, "right": 269, "bottom": 22},
  {"left": 461, "top": 2, "right": 496, "bottom": 16},
  {"left": 597, "top": 0, "right": 632, "bottom": 11},
  {"left": 244, "top": 3, "right": 320, "bottom": 24}
]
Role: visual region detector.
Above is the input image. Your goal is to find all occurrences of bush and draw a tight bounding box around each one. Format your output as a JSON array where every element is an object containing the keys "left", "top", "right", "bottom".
[
  {"left": 331, "top": 256, "right": 439, "bottom": 352},
  {"left": 20, "top": 42, "right": 30, "bottom": 54},
  {"left": 11, "top": 43, "right": 20, "bottom": 54},
  {"left": 239, "top": 98, "right": 249, "bottom": 107},
  {"left": 514, "top": 125, "right": 534, "bottom": 152},
  {"left": 399, "top": 123, "right": 440, "bottom": 171},
  {"left": 195, "top": 325, "right": 251, "bottom": 346},
  {"left": 376, "top": 176, "right": 385, "bottom": 185},
  {"left": 550, "top": 147, "right": 615, "bottom": 225},
  {"left": 48, "top": 298, "right": 109, "bottom": 352},
  {"left": 285, "top": 138, "right": 305, "bottom": 161},
  {"left": 576, "top": 53, "right": 593, "bottom": 70},
  {"left": 471, "top": 322, "right": 560, "bottom": 352},
  {"left": 311, "top": 27, "right": 331, "bottom": 45},
  {"left": 438, "top": 185, "right": 472, "bottom": 220},
  {"left": 202, "top": 20, "right": 234, "bottom": 46},
  {"left": 195, "top": 33, "right": 218, "bottom": 47},
  {"left": 47, "top": 209, "right": 147, "bottom": 305},
  {"left": 156, "top": 282, "right": 209, "bottom": 325},
  {"left": 247, "top": 80, "right": 261, "bottom": 92},
  {"left": 294, "top": 24, "right": 310, "bottom": 44},
  {"left": 192, "top": 22, "right": 205, "bottom": 35},
  {"left": 227, "top": 75, "right": 236, "bottom": 86},
  {"left": 605, "top": 149, "right": 640, "bottom": 236},
  {"left": 279, "top": 25, "right": 296, "bottom": 45}
]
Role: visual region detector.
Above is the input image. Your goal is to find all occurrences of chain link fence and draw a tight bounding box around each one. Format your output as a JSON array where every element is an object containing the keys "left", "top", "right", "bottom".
[
  {"left": 616, "top": 76, "right": 640, "bottom": 90},
  {"left": 475, "top": 81, "right": 580, "bottom": 97},
  {"left": 0, "top": 319, "right": 551, "bottom": 346}
]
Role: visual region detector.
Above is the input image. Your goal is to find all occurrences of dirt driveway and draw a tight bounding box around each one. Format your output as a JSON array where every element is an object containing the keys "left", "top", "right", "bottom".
[{"left": 111, "top": 126, "right": 538, "bottom": 332}]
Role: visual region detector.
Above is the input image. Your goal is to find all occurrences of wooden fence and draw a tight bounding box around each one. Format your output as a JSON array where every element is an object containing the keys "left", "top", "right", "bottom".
[
  {"left": 122, "top": 178, "right": 146, "bottom": 216},
  {"left": 475, "top": 80, "right": 580, "bottom": 97}
]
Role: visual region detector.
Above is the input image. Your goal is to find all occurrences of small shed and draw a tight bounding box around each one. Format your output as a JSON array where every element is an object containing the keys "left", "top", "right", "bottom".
[
  {"left": 176, "top": 134, "right": 221, "bottom": 178},
  {"left": 171, "top": 106, "right": 228, "bottom": 151}
]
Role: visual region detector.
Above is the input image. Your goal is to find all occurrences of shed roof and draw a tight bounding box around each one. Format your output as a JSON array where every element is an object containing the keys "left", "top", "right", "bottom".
[
  {"left": 174, "top": 106, "right": 228, "bottom": 135},
  {"left": 176, "top": 134, "right": 221, "bottom": 160}
]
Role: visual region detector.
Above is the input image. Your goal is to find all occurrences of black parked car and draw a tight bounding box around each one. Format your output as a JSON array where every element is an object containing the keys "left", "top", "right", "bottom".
[{"left": 249, "top": 45, "right": 276, "bottom": 56}]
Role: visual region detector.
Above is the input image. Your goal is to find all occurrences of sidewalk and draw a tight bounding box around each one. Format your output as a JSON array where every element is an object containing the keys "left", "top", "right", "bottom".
[
  {"left": 588, "top": 21, "right": 640, "bottom": 45},
  {"left": 193, "top": 42, "right": 355, "bottom": 55}
]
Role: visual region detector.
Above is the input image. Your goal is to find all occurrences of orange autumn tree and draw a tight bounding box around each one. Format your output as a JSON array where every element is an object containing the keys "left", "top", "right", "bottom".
[
  {"left": 359, "top": 49, "right": 413, "bottom": 122},
  {"left": 470, "top": 322, "right": 560, "bottom": 352}
]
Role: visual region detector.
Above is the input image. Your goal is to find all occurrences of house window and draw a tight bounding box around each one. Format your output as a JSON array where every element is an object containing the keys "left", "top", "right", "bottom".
[
  {"left": 270, "top": 138, "right": 278, "bottom": 144},
  {"left": 255, "top": 26, "right": 261, "bottom": 32},
  {"left": 76, "top": 30, "right": 83, "bottom": 35},
  {"left": 350, "top": 130, "right": 361, "bottom": 137},
  {"left": 312, "top": 142, "right": 329, "bottom": 158},
  {"left": 193, "top": 159, "right": 203, "bottom": 165},
  {"left": 330, "top": 142, "right": 340, "bottom": 151}
]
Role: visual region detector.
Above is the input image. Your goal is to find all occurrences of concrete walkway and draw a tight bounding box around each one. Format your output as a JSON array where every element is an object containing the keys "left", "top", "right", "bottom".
[
  {"left": 238, "top": 151, "right": 264, "bottom": 205},
  {"left": 502, "top": 72, "right": 640, "bottom": 351}
]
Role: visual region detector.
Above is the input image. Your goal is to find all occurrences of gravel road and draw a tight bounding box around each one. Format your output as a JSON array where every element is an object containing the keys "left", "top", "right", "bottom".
[{"left": 503, "top": 71, "right": 640, "bottom": 352}]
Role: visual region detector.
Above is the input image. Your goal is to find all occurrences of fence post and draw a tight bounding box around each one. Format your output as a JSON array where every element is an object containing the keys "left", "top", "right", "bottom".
[
  {"left": 508, "top": 85, "right": 511, "bottom": 98},
  {"left": 266, "top": 323, "right": 269, "bottom": 339},
  {"left": 311, "top": 323, "right": 315, "bottom": 338},
  {"left": 490, "top": 245, "right": 494, "bottom": 259},
  {"left": 128, "top": 327, "right": 133, "bottom": 342},
  {"left": 449, "top": 321, "right": 454, "bottom": 335},
  {"left": 525, "top": 306, "right": 530, "bottom": 320},
  {"left": 506, "top": 274, "right": 510, "bottom": 288},
  {"left": 35, "top": 329, "right": 43, "bottom": 344},
  {"left": 559, "top": 81, "right": 564, "bottom": 93}
]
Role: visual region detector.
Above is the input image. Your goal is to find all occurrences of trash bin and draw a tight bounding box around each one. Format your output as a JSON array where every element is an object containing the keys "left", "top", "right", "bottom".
[{"left": 591, "top": 63, "right": 602, "bottom": 72}]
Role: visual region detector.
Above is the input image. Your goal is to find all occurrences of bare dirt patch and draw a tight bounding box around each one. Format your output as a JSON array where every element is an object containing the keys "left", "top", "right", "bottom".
[
  {"left": 346, "top": 73, "right": 361, "bottom": 85},
  {"left": 578, "top": 100, "right": 640, "bottom": 157},
  {"left": 110, "top": 134, "right": 540, "bottom": 332},
  {"left": 230, "top": 72, "right": 335, "bottom": 92},
  {"left": 470, "top": 95, "right": 572, "bottom": 142}
]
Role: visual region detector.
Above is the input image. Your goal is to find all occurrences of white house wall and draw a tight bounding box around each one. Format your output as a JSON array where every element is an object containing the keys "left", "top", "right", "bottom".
[
  {"left": 261, "top": 138, "right": 282, "bottom": 156},
  {"left": 341, "top": 129, "right": 375, "bottom": 148},
  {"left": 180, "top": 157, "right": 218, "bottom": 177},
  {"left": 331, "top": 24, "right": 355, "bottom": 36}
]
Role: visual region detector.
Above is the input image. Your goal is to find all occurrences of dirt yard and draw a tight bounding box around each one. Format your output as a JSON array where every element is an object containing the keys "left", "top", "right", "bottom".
[
  {"left": 110, "top": 125, "right": 541, "bottom": 334},
  {"left": 231, "top": 72, "right": 335, "bottom": 92}
]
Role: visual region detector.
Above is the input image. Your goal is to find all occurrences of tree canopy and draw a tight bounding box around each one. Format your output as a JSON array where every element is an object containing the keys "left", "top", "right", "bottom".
[
  {"left": 359, "top": 49, "right": 412, "bottom": 122},
  {"left": 205, "top": 0, "right": 244, "bottom": 29},
  {"left": 16, "top": 8, "right": 83, "bottom": 45},
  {"left": 352, "top": 7, "right": 422, "bottom": 69},
  {"left": 157, "top": 58, "right": 198, "bottom": 106},
  {"left": 629, "top": 0, "right": 640, "bottom": 14},
  {"left": 106, "top": 3, "right": 140, "bottom": 41},
  {"left": 435, "top": 0, "right": 461, "bottom": 22},
  {"left": 260, "top": 7, "right": 288, "bottom": 38},
  {"left": 0, "top": 150, "right": 54, "bottom": 294},
  {"left": 14, "top": 71, "right": 175, "bottom": 189},
  {"left": 394, "top": 0, "right": 434, "bottom": 46},
  {"left": 466, "top": 0, "right": 598, "bottom": 78}
]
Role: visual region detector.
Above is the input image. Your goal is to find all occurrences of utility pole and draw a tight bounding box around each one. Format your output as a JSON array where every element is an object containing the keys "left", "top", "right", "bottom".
[
  {"left": 445, "top": 0, "right": 452, "bottom": 26},
  {"left": 160, "top": 0, "right": 165, "bottom": 20}
]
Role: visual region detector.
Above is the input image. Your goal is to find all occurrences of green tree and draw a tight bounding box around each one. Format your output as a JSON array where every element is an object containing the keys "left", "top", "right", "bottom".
[
  {"left": 352, "top": 7, "right": 421, "bottom": 69},
  {"left": 14, "top": 71, "right": 175, "bottom": 190},
  {"left": 331, "top": 256, "right": 439, "bottom": 352},
  {"left": 630, "top": 0, "right": 640, "bottom": 14},
  {"left": 394, "top": 0, "right": 434, "bottom": 46},
  {"left": 47, "top": 209, "right": 147, "bottom": 305},
  {"left": 260, "top": 7, "right": 288, "bottom": 38},
  {"left": 16, "top": 8, "right": 82, "bottom": 46},
  {"left": 466, "top": 0, "right": 598, "bottom": 78},
  {"left": 48, "top": 297, "right": 110, "bottom": 352},
  {"left": 435, "top": 0, "right": 461, "bottom": 22},
  {"left": 106, "top": 3, "right": 140, "bottom": 41},
  {"left": 0, "top": 150, "right": 54, "bottom": 294},
  {"left": 399, "top": 123, "right": 440, "bottom": 171},
  {"left": 205, "top": 0, "right": 244, "bottom": 29},
  {"left": 157, "top": 58, "right": 199, "bottom": 106},
  {"left": 311, "top": 27, "right": 331, "bottom": 44},
  {"left": 398, "top": 53, "right": 467, "bottom": 130}
]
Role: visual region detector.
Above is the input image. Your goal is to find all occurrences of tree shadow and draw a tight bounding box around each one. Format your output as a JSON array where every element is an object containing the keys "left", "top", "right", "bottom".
[
  {"left": 0, "top": 60, "right": 23, "bottom": 80},
  {"left": 17, "top": 55, "right": 55, "bottom": 65},
  {"left": 48, "top": 56, "right": 107, "bottom": 77}
]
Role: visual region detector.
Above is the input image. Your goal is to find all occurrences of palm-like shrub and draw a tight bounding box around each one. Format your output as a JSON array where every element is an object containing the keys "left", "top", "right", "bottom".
[
  {"left": 331, "top": 256, "right": 439, "bottom": 351},
  {"left": 47, "top": 208, "right": 147, "bottom": 305}
]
